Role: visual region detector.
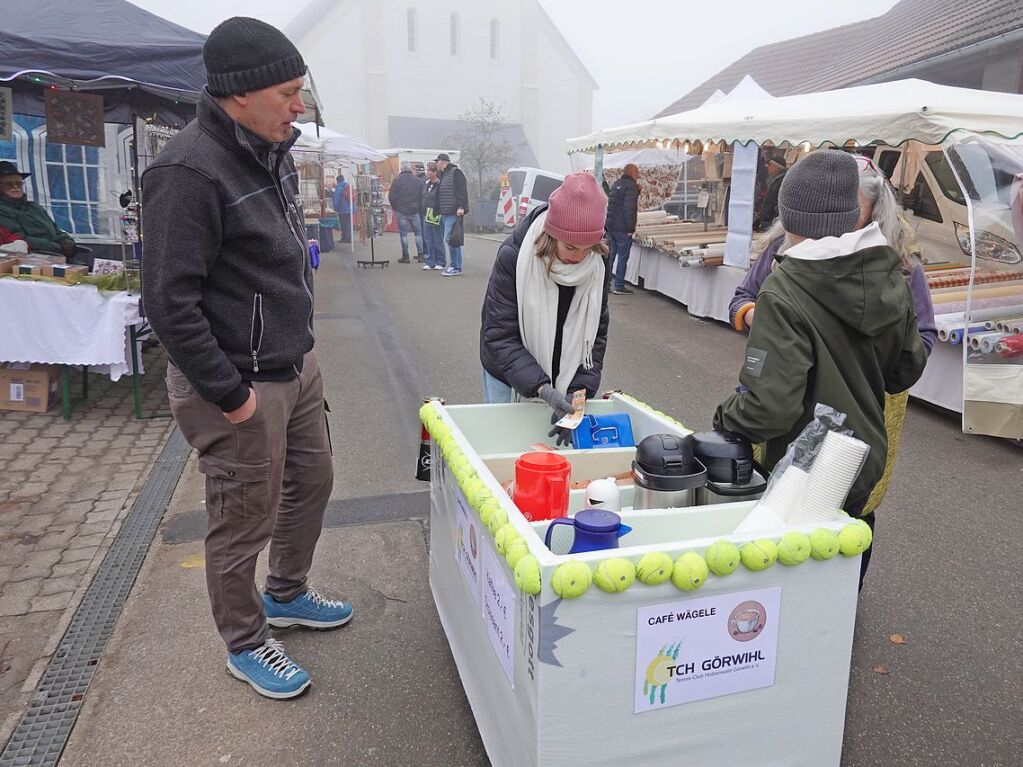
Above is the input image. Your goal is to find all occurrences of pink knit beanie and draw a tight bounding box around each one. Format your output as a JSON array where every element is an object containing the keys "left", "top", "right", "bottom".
[{"left": 543, "top": 172, "right": 608, "bottom": 246}]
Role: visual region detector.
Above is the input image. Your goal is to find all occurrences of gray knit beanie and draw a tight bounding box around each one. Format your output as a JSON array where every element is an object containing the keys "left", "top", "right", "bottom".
[
  {"left": 204, "top": 17, "right": 306, "bottom": 97},
  {"left": 778, "top": 150, "right": 860, "bottom": 240}
]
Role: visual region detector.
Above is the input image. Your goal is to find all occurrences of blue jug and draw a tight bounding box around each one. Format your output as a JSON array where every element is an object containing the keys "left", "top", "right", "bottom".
[{"left": 544, "top": 508, "right": 632, "bottom": 554}]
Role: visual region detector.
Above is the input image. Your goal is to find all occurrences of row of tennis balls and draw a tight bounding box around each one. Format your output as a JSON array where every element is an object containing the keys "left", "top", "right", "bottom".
[
  {"left": 545, "top": 522, "right": 873, "bottom": 599},
  {"left": 615, "top": 393, "right": 688, "bottom": 432}
]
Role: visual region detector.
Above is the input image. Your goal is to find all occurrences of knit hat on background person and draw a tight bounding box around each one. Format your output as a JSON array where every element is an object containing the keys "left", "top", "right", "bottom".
[
  {"left": 203, "top": 17, "right": 306, "bottom": 97},
  {"left": 779, "top": 150, "right": 860, "bottom": 240},
  {"left": 543, "top": 172, "right": 608, "bottom": 246}
]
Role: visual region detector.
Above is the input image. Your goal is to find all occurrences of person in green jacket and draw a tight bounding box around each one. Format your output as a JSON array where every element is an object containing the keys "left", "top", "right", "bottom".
[
  {"left": 714, "top": 150, "right": 927, "bottom": 585},
  {"left": 0, "top": 161, "right": 76, "bottom": 256}
]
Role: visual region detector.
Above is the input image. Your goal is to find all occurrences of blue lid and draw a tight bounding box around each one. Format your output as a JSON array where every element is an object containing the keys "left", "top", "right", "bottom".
[{"left": 574, "top": 508, "right": 622, "bottom": 533}]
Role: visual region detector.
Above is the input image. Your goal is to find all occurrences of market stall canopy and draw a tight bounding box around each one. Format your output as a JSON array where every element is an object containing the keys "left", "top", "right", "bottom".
[
  {"left": 573, "top": 147, "right": 693, "bottom": 170},
  {"left": 567, "top": 79, "right": 1023, "bottom": 155},
  {"left": 293, "top": 123, "right": 387, "bottom": 162},
  {"left": 0, "top": 0, "right": 323, "bottom": 125}
]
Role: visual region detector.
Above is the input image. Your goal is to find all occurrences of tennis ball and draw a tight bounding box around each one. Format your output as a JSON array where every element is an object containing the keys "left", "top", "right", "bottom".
[
  {"left": 671, "top": 551, "right": 709, "bottom": 591},
  {"left": 514, "top": 554, "right": 541, "bottom": 595},
  {"left": 432, "top": 422, "right": 451, "bottom": 442},
  {"left": 593, "top": 558, "right": 636, "bottom": 593},
  {"left": 494, "top": 523, "right": 521, "bottom": 556},
  {"left": 705, "top": 540, "right": 741, "bottom": 576},
  {"left": 479, "top": 499, "right": 500, "bottom": 529},
  {"left": 551, "top": 560, "right": 592, "bottom": 599},
  {"left": 809, "top": 529, "right": 840, "bottom": 560},
  {"left": 635, "top": 552, "right": 674, "bottom": 585},
  {"left": 505, "top": 537, "right": 530, "bottom": 569},
  {"left": 740, "top": 539, "right": 777, "bottom": 572},
  {"left": 838, "top": 520, "right": 873, "bottom": 557},
  {"left": 418, "top": 403, "right": 437, "bottom": 426},
  {"left": 466, "top": 478, "right": 491, "bottom": 509},
  {"left": 487, "top": 505, "right": 509, "bottom": 535},
  {"left": 777, "top": 531, "right": 811, "bottom": 566}
]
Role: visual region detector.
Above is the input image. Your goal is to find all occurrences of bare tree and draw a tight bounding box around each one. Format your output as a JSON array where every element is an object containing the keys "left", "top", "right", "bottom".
[{"left": 445, "top": 98, "right": 518, "bottom": 202}]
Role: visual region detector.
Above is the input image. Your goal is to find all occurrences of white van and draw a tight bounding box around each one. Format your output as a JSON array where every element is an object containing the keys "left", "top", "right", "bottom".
[{"left": 506, "top": 167, "right": 565, "bottom": 225}]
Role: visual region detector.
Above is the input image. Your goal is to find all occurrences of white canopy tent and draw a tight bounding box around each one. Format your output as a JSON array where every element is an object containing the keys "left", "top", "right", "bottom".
[
  {"left": 294, "top": 123, "right": 386, "bottom": 162},
  {"left": 567, "top": 79, "right": 1023, "bottom": 155}
]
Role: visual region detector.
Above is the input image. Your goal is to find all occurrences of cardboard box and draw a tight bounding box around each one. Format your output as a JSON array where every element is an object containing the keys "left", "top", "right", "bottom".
[
  {"left": 0, "top": 363, "right": 61, "bottom": 413},
  {"left": 0, "top": 256, "right": 18, "bottom": 274},
  {"left": 16, "top": 263, "right": 41, "bottom": 276},
  {"left": 42, "top": 264, "right": 89, "bottom": 280}
]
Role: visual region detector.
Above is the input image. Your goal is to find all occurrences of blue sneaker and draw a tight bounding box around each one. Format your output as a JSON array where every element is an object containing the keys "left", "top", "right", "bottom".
[
  {"left": 263, "top": 587, "right": 354, "bottom": 630},
  {"left": 227, "top": 638, "right": 310, "bottom": 699}
]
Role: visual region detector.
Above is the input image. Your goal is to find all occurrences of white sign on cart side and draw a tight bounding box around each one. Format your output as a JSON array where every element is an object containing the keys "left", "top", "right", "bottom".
[
  {"left": 482, "top": 543, "right": 516, "bottom": 686},
  {"left": 454, "top": 492, "right": 482, "bottom": 607},
  {"left": 635, "top": 587, "right": 782, "bottom": 713}
]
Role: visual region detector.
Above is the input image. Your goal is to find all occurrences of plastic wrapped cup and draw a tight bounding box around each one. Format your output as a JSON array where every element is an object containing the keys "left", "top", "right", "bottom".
[
  {"left": 760, "top": 466, "right": 810, "bottom": 524},
  {"left": 733, "top": 503, "right": 787, "bottom": 535},
  {"left": 799, "top": 431, "right": 869, "bottom": 520}
]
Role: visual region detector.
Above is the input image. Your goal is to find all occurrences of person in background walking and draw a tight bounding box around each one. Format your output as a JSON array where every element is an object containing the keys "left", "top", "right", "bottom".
[
  {"left": 141, "top": 16, "right": 351, "bottom": 700},
  {"left": 422, "top": 161, "right": 445, "bottom": 271},
  {"left": 480, "top": 172, "right": 611, "bottom": 445},
  {"left": 332, "top": 172, "right": 355, "bottom": 244},
  {"left": 388, "top": 162, "right": 425, "bottom": 263},
  {"left": 436, "top": 153, "right": 468, "bottom": 276},
  {"left": 606, "top": 163, "right": 639, "bottom": 294}
]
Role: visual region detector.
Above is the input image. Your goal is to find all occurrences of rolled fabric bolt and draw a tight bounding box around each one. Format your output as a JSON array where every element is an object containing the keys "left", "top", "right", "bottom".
[
  {"left": 980, "top": 333, "right": 1009, "bottom": 354},
  {"left": 968, "top": 331, "right": 1005, "bottom": 352},
  {"left": 947, "top": 325, "right": 987, "bottom": 345},
  {"left": 931, "top": 300, "right": 1023, "bottom": 318}
]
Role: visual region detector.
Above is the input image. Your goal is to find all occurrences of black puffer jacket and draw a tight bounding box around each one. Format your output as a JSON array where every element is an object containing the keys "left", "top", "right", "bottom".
[
  {"left": 480, "top": 205, "right": 611, "bottom": 398},
  {"left": 605, "top": 174, "right": 638, "bottom": 233},
  {"left": 438, "top": 164, "right": 469, "bottom": 215},
  {"left": 387, "top": 170, "right": 424, "bottom": 215}
]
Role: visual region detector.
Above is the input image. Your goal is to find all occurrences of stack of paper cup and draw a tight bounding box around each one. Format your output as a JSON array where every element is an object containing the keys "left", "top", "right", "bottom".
[
  {"left": 760, "top": 466, "right": 810, "bottom": 524},
  {"left": 792, "top": 431, "right": 869, "bottom": 525},
  {"left": 732, "top": 504, "right": 787, "bottom": 534}
]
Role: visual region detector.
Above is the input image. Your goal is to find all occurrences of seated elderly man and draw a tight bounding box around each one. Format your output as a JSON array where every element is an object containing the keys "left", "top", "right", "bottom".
[{"left": 0, "top": 161, "right": 77, "bottom": 257}]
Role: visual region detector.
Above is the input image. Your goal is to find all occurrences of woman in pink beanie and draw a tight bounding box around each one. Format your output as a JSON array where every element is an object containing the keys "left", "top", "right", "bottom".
[{"left": 479, "top": 172, "right": 611, "bottom": 445}]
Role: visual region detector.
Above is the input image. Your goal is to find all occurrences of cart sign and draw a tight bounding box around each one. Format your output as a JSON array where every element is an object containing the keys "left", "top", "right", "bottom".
[
  {"left": 634, "top": 587, "right": 781, "bottom": 713},
  {"left": 482, "top": 543, "right": 515, "bottom": 686},
  {"left": 454, "top": 493, "right": 482, "bottom": 607}
]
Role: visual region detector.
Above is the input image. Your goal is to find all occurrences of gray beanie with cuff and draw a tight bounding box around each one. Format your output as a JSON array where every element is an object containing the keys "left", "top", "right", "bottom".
[
  {"left": 203, "top": 17, "right": 306, "bottom": 97},
  {"left": 778, "top": 150, "right": 860, "bottom": 240}
]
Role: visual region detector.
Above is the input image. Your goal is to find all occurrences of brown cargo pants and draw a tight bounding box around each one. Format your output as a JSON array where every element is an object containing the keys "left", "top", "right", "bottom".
[{"left": 167, "top": 351, "right": 333, "bottom": 653}]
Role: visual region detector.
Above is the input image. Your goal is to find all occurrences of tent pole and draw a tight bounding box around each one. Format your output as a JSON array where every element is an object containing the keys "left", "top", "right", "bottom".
[{"left": 131, "top": 112, "right": 143, "bottom": 254}]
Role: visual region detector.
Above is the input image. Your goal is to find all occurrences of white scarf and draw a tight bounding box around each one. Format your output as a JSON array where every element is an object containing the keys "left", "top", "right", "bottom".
[{"left": 516, "top": 211, "right": 604, "bottom": 395}]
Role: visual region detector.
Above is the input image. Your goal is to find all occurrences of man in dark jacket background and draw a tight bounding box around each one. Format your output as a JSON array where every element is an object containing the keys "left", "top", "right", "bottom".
[
  {"left": 141, "top": 17, "right": 351, "bottom": 700},
  {"left": 436, "top": 153, "right": 468, "bottom": 276},
  {"left": 605, "top": 163, "right": 640, "bottom": 294},
  {"left": 387, "top": 162, "right": 425, "bottom": 263}
]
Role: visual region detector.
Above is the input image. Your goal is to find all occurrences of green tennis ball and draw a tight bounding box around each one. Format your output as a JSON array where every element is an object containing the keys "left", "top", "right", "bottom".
[
  {"left": 418, "top": 403, "right": 437, "bottom": 426},
  {"left": 809, "top": 529, "right": 840, "bottom": 560},
  {"left": 487, "top": 505, "right": 509, "bottom": 535},
  {"left": 494, "top": 523, "right": 521, "bottom": 556},
  {"left": 432, "top": 422, "right": 451, "bottom": 441},
  {"left": 479, "top": 499, "right": 500, "bottom": 529},
  {"left": 466, "top": 478, "right": 491, "bottom": 509},
  {"left": 777, "top": 532, "right": 811, "bottom": 566},
  {"left": 505, "top": 538, "right": 530, "bottom": 569},
  {"left": 593, "top": 558, "right": 636, "bottom": 593},
  {"left": 705, "top": 540, "right": 741, "bottom": 576},
  {"left": 740, "top": 539, "right": 777, "bottom": 572},
  {"left": 635, "top": 552, "right": 674, "bottom": 585},
  {"left": 514, "top": 554, "right": 541, "bottom": 595},
  {"left": 838, "top": 521, "right": 873, "bottom": 557},
  {"left": 671, "top": 551, "right": 709, "bottom": 591},
  {"left": 551, "top": 560, "right": 592, "bottom": 599}
]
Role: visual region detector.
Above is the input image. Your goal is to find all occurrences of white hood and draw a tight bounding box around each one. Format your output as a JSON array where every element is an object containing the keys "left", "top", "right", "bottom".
[{"left": 784, "top": 222, "right": 888, "bottom": 261}]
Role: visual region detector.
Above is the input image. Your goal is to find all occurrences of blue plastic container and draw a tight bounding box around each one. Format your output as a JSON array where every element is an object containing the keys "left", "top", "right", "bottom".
[{"left": 571, "top": 413, "right": 635, "bottom": 450}]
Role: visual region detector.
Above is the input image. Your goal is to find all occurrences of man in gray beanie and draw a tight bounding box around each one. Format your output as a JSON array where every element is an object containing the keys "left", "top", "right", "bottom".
[
  {"left": 714, "top": 150, "right": 927, "bottom": 582},
  {"left": 142, "top": 17, "right": 351, "bottom": 700}
]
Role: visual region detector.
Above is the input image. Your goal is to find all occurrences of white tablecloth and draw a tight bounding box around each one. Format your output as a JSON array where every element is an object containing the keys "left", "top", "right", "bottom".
[
  {"left": 0, "top": 280, "right": 142, "bottom": 381},
  {"left": 910, "top": 341, "right": 964, "bottom": 413},
  {"left": 626, "top": 244, "right": 746, "bottom": 324}
]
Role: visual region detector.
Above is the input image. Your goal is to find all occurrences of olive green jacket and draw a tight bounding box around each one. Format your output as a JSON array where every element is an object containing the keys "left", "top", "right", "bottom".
[{"left": 0, "top": 195, "right": 74, "bottom": 253}]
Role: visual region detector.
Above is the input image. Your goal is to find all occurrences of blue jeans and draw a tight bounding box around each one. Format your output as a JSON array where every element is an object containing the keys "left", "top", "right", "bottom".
[
  {"left": 442, "top": 214, "right": 463, "bottom": 271},
  {"left": 482, "top": 369, "right": 514, "bottom": 403},
  {"left": 397, "top": 212, "right": 424, "bottom": 259},
  {"left": 424, "top": 222, "right": 446, "bottom": 268},
  {"left": 609, "top": 230, "right": 632, "bottom": 289}
]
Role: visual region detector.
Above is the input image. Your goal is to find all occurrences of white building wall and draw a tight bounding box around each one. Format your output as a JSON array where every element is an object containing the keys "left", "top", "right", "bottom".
[{"left": 533, "top": 26, "right": 590, "bottom": 172}]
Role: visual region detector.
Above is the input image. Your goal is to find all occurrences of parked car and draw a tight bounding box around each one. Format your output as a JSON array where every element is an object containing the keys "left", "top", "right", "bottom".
[{"left": 505, "top": 167, "right": 565, "bottom": 226}]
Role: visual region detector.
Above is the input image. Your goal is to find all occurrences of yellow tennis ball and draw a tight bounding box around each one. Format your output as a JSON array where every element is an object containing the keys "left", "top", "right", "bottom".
[
  {"left": 838, "top": 520, "right": 873, "bottom": 557},
  {"left": 635, "top": 552, "right": 674, "bottom": 585},
  {"left": 551, "top": 560, "right": 592, "bottom": 599},
  {"left": 495, "top": 523, "right": 521, "bottom": 556},
  {"left": 740, "top": 539, "right": 777, "bottom": 572},
  {"left": 514, "top": 554, "right": 541, "bottom": 594},
  {"left": 777, "top": 531, "right": 811, "bottom": 565},
  {"left": 465, "top": 478, "right": 491, "bottom": 509},
  {"left": 705, "top": 540, "right": 741, "bottom": 576},
  {"left": 593, "top": 558, "right": 636, "bottom": 593},
  {"left": 487, "top": 505, "right": 509, "bottom": 536},
  {"left": 671, "top": 551, "right": 709, "bottom": 591},
  {"left": 809, "top": 529, "right": 840, "bottom": 560},
  {"left": 505, "top": 538, "right": 530, "bottom": 569},
  {"left": 479, "top": 499, "right": 500, "bottom": 529},
  {"left": 418, "top": 403, "right": 437, "bottom": 427}
]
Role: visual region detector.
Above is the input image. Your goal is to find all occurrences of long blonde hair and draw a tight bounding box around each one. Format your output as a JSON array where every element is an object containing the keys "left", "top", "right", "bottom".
[{"left": 534, "top": 230, "right": 609, "bottom": 274}]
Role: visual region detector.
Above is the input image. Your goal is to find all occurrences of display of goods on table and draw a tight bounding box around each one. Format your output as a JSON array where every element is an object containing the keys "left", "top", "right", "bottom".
[{"left": 420, "top": 393, "right": 871, "bottom": 767}]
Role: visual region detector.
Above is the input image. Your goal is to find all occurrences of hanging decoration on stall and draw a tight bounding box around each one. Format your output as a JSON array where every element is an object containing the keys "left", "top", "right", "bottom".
[
  {"left": 0, "top": 87, "right": 12, "bottom": 142},
  {"left": 44, "top": 90, "right": 106, "bottom": 147}
]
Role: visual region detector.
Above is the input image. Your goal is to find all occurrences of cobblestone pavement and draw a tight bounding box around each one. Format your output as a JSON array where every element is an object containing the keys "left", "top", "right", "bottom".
[{"left": 0, "top": 348, "right": 174, "bottom": 744}]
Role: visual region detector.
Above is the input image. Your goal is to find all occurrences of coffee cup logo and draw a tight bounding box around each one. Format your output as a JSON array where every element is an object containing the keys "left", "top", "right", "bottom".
[{"left": 728, "top": 600, "right": 767, "bottom": 642}]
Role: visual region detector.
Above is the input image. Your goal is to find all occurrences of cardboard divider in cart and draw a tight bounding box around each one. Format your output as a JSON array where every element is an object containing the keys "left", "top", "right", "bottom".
[{"left": 423, "top": 393, "right": 862, "bottom": 767}]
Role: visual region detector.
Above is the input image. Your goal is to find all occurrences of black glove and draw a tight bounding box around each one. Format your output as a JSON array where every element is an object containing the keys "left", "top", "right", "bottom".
[
  {"left": 537, "top": 383, "right": 573, "bottom": 420},
  {"left": 548, "top": 413, "right": 573, "bottom": 448}
]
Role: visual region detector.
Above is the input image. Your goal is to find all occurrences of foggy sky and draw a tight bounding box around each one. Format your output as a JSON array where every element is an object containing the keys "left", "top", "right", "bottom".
[{"left": 129, "top": 0, "right": 900, "bottom": 127}]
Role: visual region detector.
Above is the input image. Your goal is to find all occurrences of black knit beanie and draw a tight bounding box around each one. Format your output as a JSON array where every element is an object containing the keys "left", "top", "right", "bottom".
[
  {"left": 203, "top": 17, "right": 306, "bottom": 97},
  {"left": 779, "top": 150, "right": 861, "bottom": 240}
]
